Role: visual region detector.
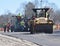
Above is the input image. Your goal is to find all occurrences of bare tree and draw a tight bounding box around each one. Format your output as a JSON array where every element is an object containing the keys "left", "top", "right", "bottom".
[
  {"left": 53, "top": 10, "right": 60, "bottom": 24},
  {"left": 24, "top": 2, "right": 35, "bottom": 19}
]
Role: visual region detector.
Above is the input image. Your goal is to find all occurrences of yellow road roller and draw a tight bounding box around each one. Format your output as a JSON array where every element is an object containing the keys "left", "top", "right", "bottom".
[{"left": 29, "top": 8, "right": 53, "bottom": 34}]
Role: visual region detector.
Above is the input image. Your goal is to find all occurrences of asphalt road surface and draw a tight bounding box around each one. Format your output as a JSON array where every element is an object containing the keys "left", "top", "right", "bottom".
[{"left": 0, "top": 30, "right": 60, "bottom": 46}]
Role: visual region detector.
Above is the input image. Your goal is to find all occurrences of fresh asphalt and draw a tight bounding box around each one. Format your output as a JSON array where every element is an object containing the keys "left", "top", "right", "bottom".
[{"left": 0, "top": 30, "right": 60, "bottom": 46}]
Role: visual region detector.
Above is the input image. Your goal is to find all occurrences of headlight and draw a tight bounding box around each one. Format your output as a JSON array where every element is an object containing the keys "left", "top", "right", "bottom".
[{"left": 45, "top": 18, "right": 48, "bottom": 20}]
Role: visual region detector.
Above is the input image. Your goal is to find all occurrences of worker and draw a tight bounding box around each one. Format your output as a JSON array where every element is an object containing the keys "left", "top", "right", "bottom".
[
  {"left": 17, "top": 13, "right": 22, "bottom": 22},
  {"left": 15, "top": 13, "right": 24, "bottom": 32},
  {"left": 20, "top": 20, "right": 25, "bottom": 31},
  {"left": 32, "top": 16, "right": 36, "bottom": 20},
  {"left": 10, "top": 24, "right": 14, "bottom": 32},
  {"left": 3, "top": 23, "right": 6, "bottom": 32},
  {"left": 6, "top": 23, "right": 10, "bottom": 32},
  {"left": 24, "top": 20, "right": 29, "bottom": 31}
]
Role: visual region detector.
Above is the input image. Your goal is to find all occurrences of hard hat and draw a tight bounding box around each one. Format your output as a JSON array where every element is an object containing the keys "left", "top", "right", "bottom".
[{"left": 17, "top": 13, "right": 22, "bottom": 16}]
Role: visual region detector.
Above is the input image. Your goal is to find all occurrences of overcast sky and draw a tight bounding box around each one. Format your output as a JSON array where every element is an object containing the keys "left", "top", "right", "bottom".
[{"left": 0, "top": 0, "right": 60, "bottom": 15}]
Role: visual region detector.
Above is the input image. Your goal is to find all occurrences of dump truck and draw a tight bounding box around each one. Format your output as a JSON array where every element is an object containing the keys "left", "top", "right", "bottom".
[{"left": 29, "top": 8, "right": 53, "bottom": 34}]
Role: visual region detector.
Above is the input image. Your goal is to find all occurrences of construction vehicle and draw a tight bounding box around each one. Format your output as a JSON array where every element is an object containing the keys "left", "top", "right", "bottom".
[
  {"left": 12, "top": 14, "right": 24, "bottom": 32},
  {"left": 12, "top": 15, "right": 29, "bottom": 32},
  {"left": 29, "top": 8, "right": 53, "bottom": 34}
]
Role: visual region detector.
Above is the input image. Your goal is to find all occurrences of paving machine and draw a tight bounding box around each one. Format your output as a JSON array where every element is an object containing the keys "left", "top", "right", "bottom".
[
  {"left": 12, "top": 16, "right": 24, "bottom": 32},
  {"left": 29, "top": 8, "right": 53, "bottom": 34},
  {"left": 12, "top": 15, "right": 29, "bottom": 32}
]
